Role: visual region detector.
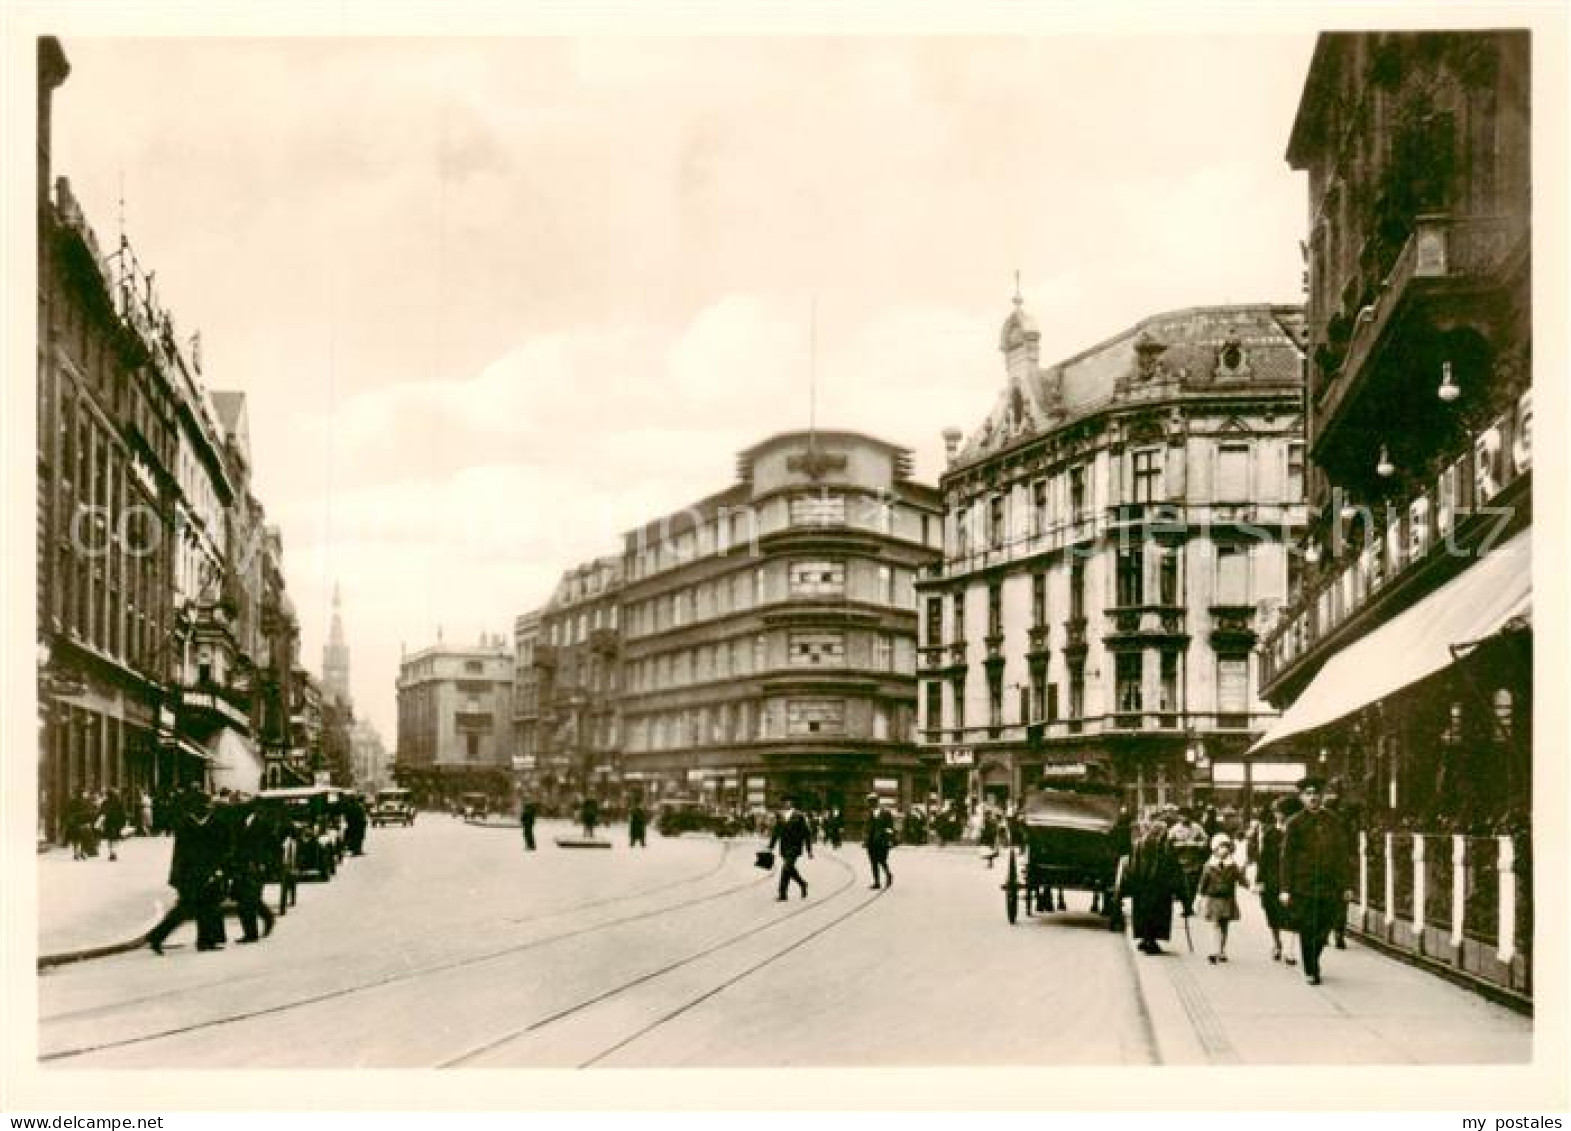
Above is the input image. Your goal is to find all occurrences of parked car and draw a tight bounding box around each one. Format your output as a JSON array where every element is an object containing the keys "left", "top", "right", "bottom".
[
  {"left": 257, "top": 786, "right": 344, "bottom": 882},
  {"left": 371, "top": 788, "right": 416, "bottom": 827}
]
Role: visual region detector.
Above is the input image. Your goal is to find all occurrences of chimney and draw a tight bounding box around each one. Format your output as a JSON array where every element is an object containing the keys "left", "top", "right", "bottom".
[{"left": 941, "top": 427, "right": 963, "bottom": 465}]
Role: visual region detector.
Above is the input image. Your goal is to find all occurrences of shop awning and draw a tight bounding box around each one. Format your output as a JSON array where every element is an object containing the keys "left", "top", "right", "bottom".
[
  {"left": 165, "top": 737, "right": 214, "bottom": 763},
  {"left": 1251, "top": 528, "right": 1531, "bottom": 755}
]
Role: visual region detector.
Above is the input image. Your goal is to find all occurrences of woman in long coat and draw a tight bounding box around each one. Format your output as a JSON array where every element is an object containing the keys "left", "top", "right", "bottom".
[{"left": 1124, "top": 822, "right": 1192, "bottom": 954}]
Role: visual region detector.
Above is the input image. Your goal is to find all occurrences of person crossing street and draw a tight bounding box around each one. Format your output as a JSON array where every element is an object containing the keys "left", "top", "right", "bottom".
[
  {"left": 864, "top": 793, "right": 895, "bottom": 889},
  {"left": 768, "top": 796, "right": 813, "bottom": 901}
]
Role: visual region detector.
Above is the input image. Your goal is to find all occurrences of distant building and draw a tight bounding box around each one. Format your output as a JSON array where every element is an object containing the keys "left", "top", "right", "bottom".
[
  {"left": 322, "top": 582, "right": 351, "bottom": 710},
  {"left": 511, "top": 609, "right": 543, "bottom": 797},
  {"left": 920, "top": 295, "right": 1307, "bottom": 814},
  {"left": 617, "top": 430, "right": 942, "bottom": 814},
  {"left": 531, "top": 558, "right": 623, "bottom": 811},
  {"left": 350, "top": 719, "right": 388, "bottom": 794},
  {"left": 394, "top": 635, "right": 515, "bottom": 806}
]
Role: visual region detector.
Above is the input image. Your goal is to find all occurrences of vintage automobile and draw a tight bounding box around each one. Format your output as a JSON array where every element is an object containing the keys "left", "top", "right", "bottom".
[
  {"left": 1002, "top": 770, "right": 1130, "bottom": 930},
  {"left": 257, "top": 786, "right": 344, "bottom": 883},
  {"left": 371, "top": 787, "right": 417, "bottom": 827},
  {"left": 656, "top": 798, "right": 714, "bottom": 837},
  {"left": 459, "top": 791, "right": 491, "bottom": 820}
]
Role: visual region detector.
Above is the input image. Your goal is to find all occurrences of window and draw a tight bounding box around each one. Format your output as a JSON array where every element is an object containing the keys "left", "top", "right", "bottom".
[
  {"left": 1216, "top": 544, "right": 1248, "bottom": 605},
  {"left": 926, "top": 596, "right": 943, "bottom": 647},
  {"left": 466, "top": 734, "right": 480, "bottom": 761},
  {"left": 921, "top": 515, "right": 932, "bottom": 546},
  {"left": 987, "top": 583, "right": 1002, "bottom": 638},
  {"left": 874, "top": 633, "right": 894, "bottom": 671},
  {"left": 878, "top": 564, "right": 894, "bottom": 604},
  {"left": 1032, "top": 479, "right": 1048, "bottom": 536},
  {"left": 872, "top": 705, "right": 890, "bottom": 740},
  {"left": 1158, "top": 545, "right": 1181, "bottom": 605},
  {"left": 1017, "top": 686, "right": 1030, "bottom": 726},
  {"left": 952, "top": 680, "right": 966, "bottom": 732},
  {"left": 465, "top": 660, "right": 484, "bottom": 674},
  {"left": 754, "top": 567, "right": 767, "bottom": 606},
  {"left": 1031, "top": 573, "right": 1046, "bottom": 627},
  {"left": 787, "top": 699, "right": 844, "bottom": 735},
  {"left": 1030, "top": 666, "right": 1046, "bottom": 722},
  {"left": 1068, "top": 663, "right": 1085, "bottom": 719},
  {"left": 925, "top": 681, "right": 942, "bottom": 731},
  {"left": 1287, "top": 443, "right": 1306, "bottom": 502},
  {"left": 789, "top": 632, "right": 845, "bottom": 667},
  {"left": 1132, "top": 448, "right": 1162, "bottom": 503},
  {"left": 989, "top": 494, "right": 1005, "bottom": 548},
  {"left": 1217, "top": 444, "right": 1250, "bottom": 502},
  {"left": 754, "top": 634, "right": 767, "bottom": 672},
  {"left": 1116, "top": 545, "right": 1145, "bottom": 607},
  {"left": 791, "top": 493, "right": 845, "bottom": 527},
  {"left": 988, "top": 675, "right": 1003, "bottom": 730},
  {"left": 1070, "top": 561, "right": 1085, "bottom": 620},
  {"left": 1116, "top": 653, "right": 1143, "bottom": 713},
  {"left": 1217, "top": 656, "right": 1249, "bottom": 715},
  {"left": 1160, "top": 651, "right": 1180, "bottom": 713},
  {"left": 952, "top": 591, "right": 967, "bottom": 642},
  {"left": 789, "top": 560, "right": 844, "bottom": 596},
  {"left": 955, "top": 506, "right": 970, "bottom": 556},
  {"left": 1069, "top": 465, "right": 1087, "bottom": 518}
]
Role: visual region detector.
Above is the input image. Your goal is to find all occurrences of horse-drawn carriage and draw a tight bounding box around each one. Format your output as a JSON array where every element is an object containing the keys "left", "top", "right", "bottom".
[{"left": 1002, "top": 771, "right": 1129, "bottom": 930}]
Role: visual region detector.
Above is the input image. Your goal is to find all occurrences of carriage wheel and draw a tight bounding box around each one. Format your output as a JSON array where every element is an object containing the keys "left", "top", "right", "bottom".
[
  {"left": 1004, "top": 851, "right": 1020, "bottom": 924},
  {"left": 1023, "top": 883, "right": 1034, "bottom": 916}
]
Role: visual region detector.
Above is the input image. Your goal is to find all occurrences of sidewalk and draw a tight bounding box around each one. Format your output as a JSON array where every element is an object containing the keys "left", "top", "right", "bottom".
[
  {"left": 37, "top": 834, "right": 172, "bottom": 967},
  {"left": 1127, "top": 888, "right": 1532, "bottom": 1064}
]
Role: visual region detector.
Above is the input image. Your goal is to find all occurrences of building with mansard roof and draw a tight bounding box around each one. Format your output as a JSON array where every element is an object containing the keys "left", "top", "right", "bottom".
[{"left": 919, "top": 295, "right": 1307, "bottom": 814}]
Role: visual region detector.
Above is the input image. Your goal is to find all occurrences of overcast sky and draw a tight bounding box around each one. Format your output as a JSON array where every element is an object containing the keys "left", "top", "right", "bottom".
[{"left": 50, "top": 34, "right": 1315, "bottom": 743}]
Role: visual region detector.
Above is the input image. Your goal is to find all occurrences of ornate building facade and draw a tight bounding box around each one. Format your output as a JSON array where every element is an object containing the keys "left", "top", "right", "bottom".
[
  {"left": 1256, "top": 31, "right": 1531, "bottom": 997},
  {"left": 919, "top": 297, "right": 1307, "bottom": 814},
  {"left": 394, "top": 636, "right": 516, "bottom": 807},
  {"left": 617, "top": 431, "right": 941, "bottom": 814}
]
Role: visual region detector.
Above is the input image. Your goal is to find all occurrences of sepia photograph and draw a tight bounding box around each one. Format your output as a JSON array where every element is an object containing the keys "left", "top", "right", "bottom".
[{"left": 3, "top": 1, "right": 1566, "bottom": 1116}]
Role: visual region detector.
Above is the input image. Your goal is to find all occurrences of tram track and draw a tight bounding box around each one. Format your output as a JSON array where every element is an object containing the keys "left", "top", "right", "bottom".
[
  {"left": 40, "top": 834, "right": 744, "bottom": 1028},
  {"left": 438, "top": 850, "right": 873, "bottom": 1068},
  {"left": 39, "top": 839, "right": 780, "bottom": 1062}
]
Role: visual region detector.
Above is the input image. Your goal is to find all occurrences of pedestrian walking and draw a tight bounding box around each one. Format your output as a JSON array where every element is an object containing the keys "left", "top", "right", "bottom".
[
  {"left": 99, "top": 789, "right": 127, "bottom": 862},
  {"left": 1124, "top": 819, "right": 1192, "bottom": 955},
  {"left": 580, "top": 796, "right": 601, "bottom": 839},
  {"left": 1199, "top": 833, "right": 1244, "bottom": 964},
  {"left": 1279, "top": 776, "right": 1354, "bottom": 985},
  {"left": 1166, "top": 809, "right": 1209, "bottom": 906},
  {"left": 768, "top": 796, "right": 813, "bottom": 901},
  {"left": 629, "top": 801, "right": 648, "bottom": 848},
  {"left": 138, "top": 789, "right": 154, "bottom": 837},
  {"left": 519, "top": 797, "right": 537, "bottom": 851},
  {"left": 229, "top": 797, "right": 276, "bottom": 945},
  {"left": 147, "top": 791, "right": 230, "bottom": 954},
  {"left": 1255, "top": 794, "right": 1300, "bottom": 965},
  {"left": 864, "top": 793, "right": 895, "bottom": 889},
  {"left": 980, "top": 808, "right": 1001, "bottom": 869}
]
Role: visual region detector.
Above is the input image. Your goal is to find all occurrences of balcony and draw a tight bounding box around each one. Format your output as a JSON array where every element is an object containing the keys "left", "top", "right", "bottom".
[
  {"left": 1209, "top": 604, "right": 1258, "bottom": 650},
  {"left": 533, "top": 645, "right": 558, "bottom": 670},
  {"left": 1315, "top": 212, "right": 1527, "bottom": 458},
  {"left": 919, "top": 644, "right": 947, "bottom": 671},
  {"left": 947, "top": 640, "right": 969, "bottom": 669},
  {"left": 1103, "top": 605, "right": 1188, "bottom": 649},
  {"left": 589, "top": 628, "right": 619, "bottom": 657},
  {"left": 1107, "top": 501, "right": 1183, "bottom": 532}
]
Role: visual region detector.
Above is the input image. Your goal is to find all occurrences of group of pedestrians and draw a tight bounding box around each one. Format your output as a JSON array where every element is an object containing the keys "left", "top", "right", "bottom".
[
  {"left": 762, "top": 793, "right": 895, "bottom": 900},
  {"left": 145, "top": 787, "right": 289, "bottom": 955},
  {"left": 1121, "top": 776, "right": 1354, "bottom": 986},
  {"left": 61, "top": 788, "right": 148, "bottom": 861}
]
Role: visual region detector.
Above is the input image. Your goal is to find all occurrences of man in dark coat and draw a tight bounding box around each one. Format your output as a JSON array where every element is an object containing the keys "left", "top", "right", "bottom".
[
  {"left": 147, "top": 791, "right": 229, "bottom": 954},
  {"left": 343, "top": 794, "right": 368, "bottom": 856},
  {"left": 1279, "top": 777, "right": 1353, "bottom": 985},
  {"left": 768, "top": 796, "right": 813, "bottom": 901},
  {"left": 1124, "top": 821, "right": 1192, "bottom": 954},
  {"left": 229, "top": 798, "right": 277, "bottom": 944},
  {"left": 628, "top": 801, "right": 648, "bottom": 848},
  {"left": 1255, "top": 794, "right": 1300, "bottom": 964},
  {"left": 520, "top": 797, "right": 538, "bottom": 851},
  {"left": 864, "top": 794, "right": 896, "bottom": 889},
  {"left": 580, "top": 796, "right": 601, "bottom": 839},
  {"left": 99, "top": 790, "right": 128, "bottom": 862}
]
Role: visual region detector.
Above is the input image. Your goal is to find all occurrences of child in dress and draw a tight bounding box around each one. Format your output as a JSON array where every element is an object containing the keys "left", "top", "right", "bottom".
[{"left": 1199, "top": 833, "right": 1244, "bottom": 964}]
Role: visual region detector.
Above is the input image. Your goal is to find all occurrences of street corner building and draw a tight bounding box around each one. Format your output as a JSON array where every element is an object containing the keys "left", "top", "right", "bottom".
[
  {"left": 614, "top": 431, "right": 942, "bottom": 818},
  {"left": 918, "top": 292, "right": 1308, "bottom": 814},
  {"left": 1254, "top": 31, "right": 1533, "bottom": 1001},
  {"left": 394, "top": 634, "right": 516, "bottom": 809},
  {"left": 34, "top": 37, "right": 317, "bottom": 840}
]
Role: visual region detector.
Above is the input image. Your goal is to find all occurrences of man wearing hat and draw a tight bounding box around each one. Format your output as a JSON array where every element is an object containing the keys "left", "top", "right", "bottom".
[
  {"left": 864, "top": 792, "right": 896, "bottom": 890},
  {"left": 768, "top": 796, "right": 813, "bottom": 901},
  {"left": 1279, "top": 776, "right": 1354, "bottom": 985}
]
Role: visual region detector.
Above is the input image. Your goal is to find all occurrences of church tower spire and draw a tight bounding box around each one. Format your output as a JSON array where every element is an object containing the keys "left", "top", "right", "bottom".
[{"left": 323, "top": 581, "right": 351, "bottom": 710}]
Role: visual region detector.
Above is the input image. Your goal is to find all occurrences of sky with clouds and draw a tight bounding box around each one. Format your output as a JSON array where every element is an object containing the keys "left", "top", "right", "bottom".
[{"left": 49, "top": 32, "right": 1316, "bottom": 743}]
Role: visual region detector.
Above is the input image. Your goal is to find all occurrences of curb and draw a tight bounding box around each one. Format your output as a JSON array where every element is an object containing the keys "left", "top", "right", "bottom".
[
  {"left": 38, "top": 899, "right": 165, "bottom": 971},
  {"left": 1122, "top": 917, "right": 1213, "bottom": 1066},
  {"left": 1346, "top": 926, "right": 1534, "bottom": 1017}
]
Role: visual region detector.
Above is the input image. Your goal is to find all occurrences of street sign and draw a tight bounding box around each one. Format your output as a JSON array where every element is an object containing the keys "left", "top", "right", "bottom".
[{"left": 943, "top": 748, "right": 974, "bottom": 767}]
